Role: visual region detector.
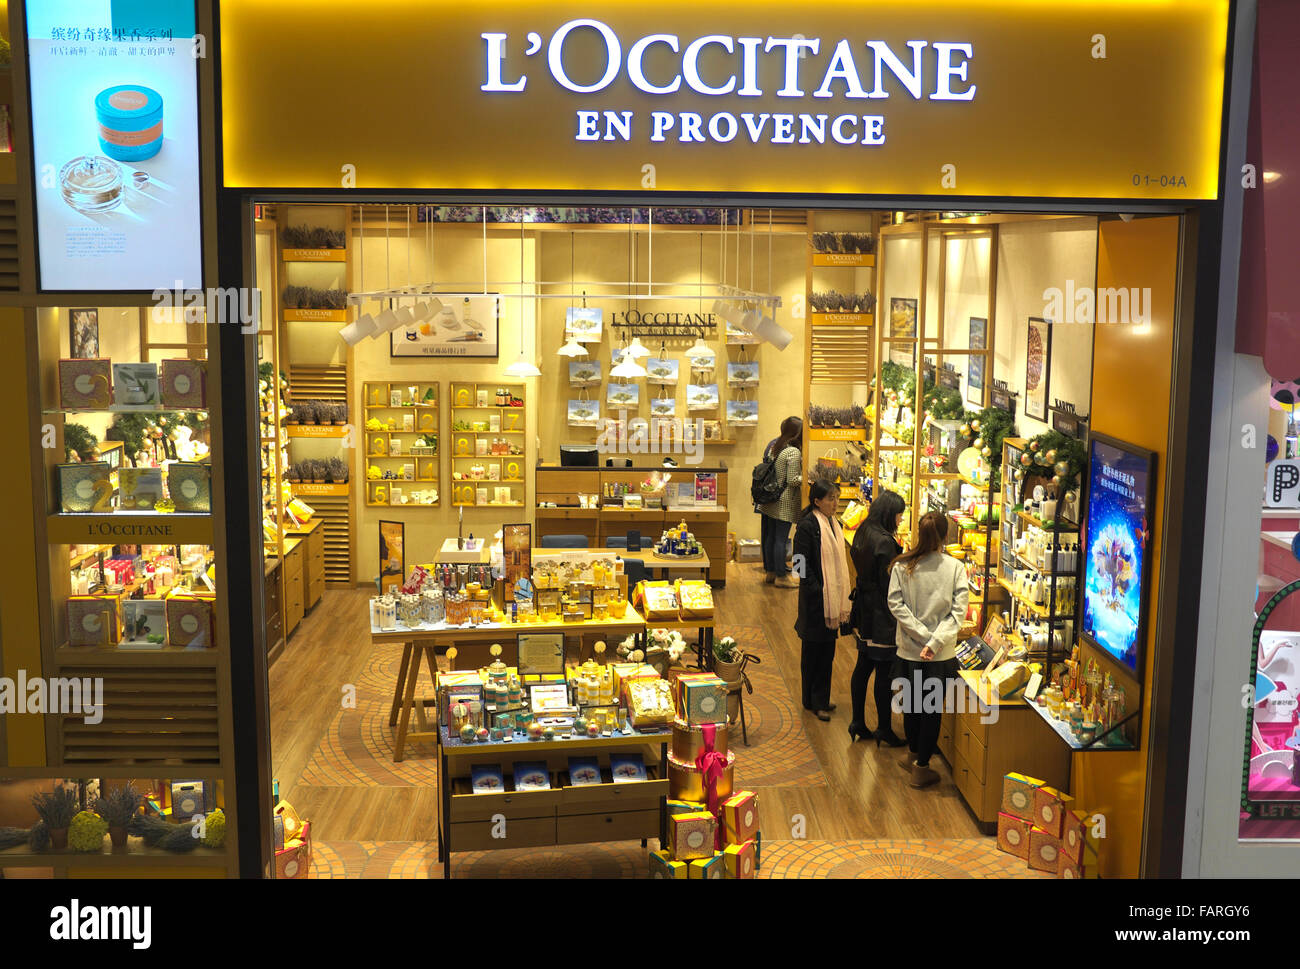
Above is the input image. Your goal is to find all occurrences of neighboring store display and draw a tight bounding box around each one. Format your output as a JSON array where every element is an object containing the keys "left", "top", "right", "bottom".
[{"left": 26, "top": 0, "right": 203, "bottom": 290}]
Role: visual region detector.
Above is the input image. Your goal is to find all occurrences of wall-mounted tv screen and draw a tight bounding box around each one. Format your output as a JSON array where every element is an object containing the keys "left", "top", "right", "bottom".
[{"left": 1081, "top": 433, "right": 1156, "bottom": 678}]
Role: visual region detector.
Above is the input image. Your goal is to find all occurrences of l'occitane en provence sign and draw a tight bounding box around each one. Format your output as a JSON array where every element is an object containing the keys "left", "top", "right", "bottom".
[{"left": 220, "top": 0, "right": 1227, "bottom": 200}]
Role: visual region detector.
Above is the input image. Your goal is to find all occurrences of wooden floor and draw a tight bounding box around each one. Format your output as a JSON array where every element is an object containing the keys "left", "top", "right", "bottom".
[{"left": 270, "top": 562, "right": 1003, "bottom": 874}]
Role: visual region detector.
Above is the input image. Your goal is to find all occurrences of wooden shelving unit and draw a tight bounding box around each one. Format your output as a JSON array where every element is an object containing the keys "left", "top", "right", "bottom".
[
  {"left": 448, "top": 382, "right": 527, "bottom": 509},
  {"left": 362, "top": 380, "right": 441, "bottom": 508}
]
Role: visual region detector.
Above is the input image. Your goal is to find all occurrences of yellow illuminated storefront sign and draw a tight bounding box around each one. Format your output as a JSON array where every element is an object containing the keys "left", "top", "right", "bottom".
[{"left": 219, "top": 0, "right": 1228, "bottom": 200}]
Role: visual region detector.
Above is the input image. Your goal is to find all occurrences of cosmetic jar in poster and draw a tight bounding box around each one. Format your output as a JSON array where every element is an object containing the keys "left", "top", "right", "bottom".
[{"left": 95, "top": 84, "right": 164, "bottom": 162}]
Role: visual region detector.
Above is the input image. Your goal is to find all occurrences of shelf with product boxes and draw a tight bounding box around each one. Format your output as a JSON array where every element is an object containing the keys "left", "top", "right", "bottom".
[
  {"left": 362, "top": 380, "right": 440, "bottom": 507},
  {"left": 534, "top": 465, "right": 729, "bottom": 585},
  {"left": 433, "top": 649, "right": 673, "bottom": 878},
  {"left": 449, "top": 381, "right": 526, "bottom": 508}
]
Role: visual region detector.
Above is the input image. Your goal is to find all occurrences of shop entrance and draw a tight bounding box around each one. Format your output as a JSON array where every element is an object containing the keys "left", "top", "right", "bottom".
[{"left": 244, "top": 200, "right": 1193, "bottom": 878}]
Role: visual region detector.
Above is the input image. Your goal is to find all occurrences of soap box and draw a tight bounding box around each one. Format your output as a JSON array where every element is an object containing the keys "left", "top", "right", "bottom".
[
  {"left": 1028, "top": 826, "right": 1061, "bottom": 872},
  {"left": 168, "top": 462, "right": 211, "bottom": 512},
  {"left": 118, "top": 467, "right": 164, "bottom": 511},
  {"left": 1000, "top": 772, "right": 1044, "bottom": 822},
  {"left": 723, "top": 839, "right": 757, "bottom": 879},
  {"left": 160, "top": 359, "right": 207, "bottom": 408},
  {"left": 59, "top": 462, "right": 112, "bottom": 513},
  {"left": 67, "top": 595, "right": 121, "bottom": 646},
  {"left": 670, "top": 811, "right": 717, "bottom": 862},
  {"left": 649, "top": 849, "right": 688, "bottom": 879},
  {"left": 996, "top": 811, "right": 1031, "bottom": 859},
  {"left": 59, "top": 358, "right": 113, "bottom": 409},
  {"left": 1058, "top": 844, "right": 1098, "bottom": 879},
  {"left": 1060, "top": 809, "right": 1098, "bottom": 863},
  {"left": 1032, "top": 785, "right": 1074, "bottom": 838},
  {"left": 722, "top": 790, "right": 760, "bottom": 845},
  {"left": 166, "top": 592, "right": 215, "bottom": 648},
  {"left": 689, "top": 851, "right": 727, "bottom": 880},
  {"left": 112, "top": 362, "right": 161, "bottom": 409},
  {"left": 676, "top": 673, "right": 728, "bottom": 724}
]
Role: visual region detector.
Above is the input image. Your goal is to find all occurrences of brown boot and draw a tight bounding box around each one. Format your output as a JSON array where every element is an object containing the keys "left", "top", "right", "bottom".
[{"left": 910, "top": 762, "right": 940, "bottom": 788}]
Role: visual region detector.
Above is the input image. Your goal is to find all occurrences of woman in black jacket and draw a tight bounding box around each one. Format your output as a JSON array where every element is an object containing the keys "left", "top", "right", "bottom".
[
  {"left": 793, "top": 479, "right": 852, "bottom": 721},
  {"left": 847, "top": 491, "right": 907, "bottom": 746}
]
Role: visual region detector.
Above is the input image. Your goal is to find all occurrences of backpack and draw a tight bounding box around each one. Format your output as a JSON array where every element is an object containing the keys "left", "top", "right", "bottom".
[{"left": 751, "top": 454, "right": 785, "bottom": 506}]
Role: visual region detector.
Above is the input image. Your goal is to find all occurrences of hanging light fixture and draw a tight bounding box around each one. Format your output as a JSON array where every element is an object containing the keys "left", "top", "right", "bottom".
[
  {"left": 685, "top": 336, "right": 713, "bottom": 359},
  {"left": 504, "top": 219, "right": 540, "bottom": 378},
  {"left": 557, "top": 336, "right": 587, "bottom": 357},
  {"left": 341, "top": 312, "right": 376, "bottom": 346},
  {"left": 611, "top": 352, "right": 646, "bottom": 379},
  {"left": 626, "top": 335, "right": 650, "bottom": 359}
]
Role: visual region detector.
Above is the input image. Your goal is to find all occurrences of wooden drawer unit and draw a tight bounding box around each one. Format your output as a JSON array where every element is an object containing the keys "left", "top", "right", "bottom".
[
  {"left": 450, "top": 817, "right": 557, "bottom": 852},
  {"left": 536, "top": 468, "right": 600, "bottom": 507},
  {"left": 556, "top": 809, "right": 660, "bottom": 845},
  {"left": 940, "top": 672, "right": 1071, "bottom": 833},
  {"left": 449, "top": 785, "right": 562, "bottom": 822},
  {"left": 284, "top": 539, "right": 305, "bottom": 635},
  {"left": 264, "top": 559, "right": 283, "bottom": 657}
]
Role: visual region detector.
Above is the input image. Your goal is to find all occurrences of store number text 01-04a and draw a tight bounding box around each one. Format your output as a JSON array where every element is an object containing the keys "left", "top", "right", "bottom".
[{"left": 1131, "top": 173, "right": 1188, "bottom": 188}]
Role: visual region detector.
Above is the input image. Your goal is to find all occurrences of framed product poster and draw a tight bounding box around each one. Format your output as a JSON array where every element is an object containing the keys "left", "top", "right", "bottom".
[
  {"left": 889, "top": 297, "right": 918, "bottom": 366},
  {"left": 392, "top": 296, "right": 499, "bottom": 358},
  {"left": 1024, "top": 316, "right": 1053, "bottom": 421},
  {"left": 565, "top": 306, "right": 603, "bottom": 343},
  {"left": 503, "top": 523, "right": 532, "bottom": 600},
  {"left": 1081, "top": 433, "right": 1156, "bottom": 679},
  {"left": 379, "top": 520, "right": 405, "bottom": 593},
  {"left": 69, "top": 308, "right": 99, "bottom": 358},
  {"left": 967, "top": 317, "right": 987, "bottom": 406},
  {"left": 518, "top": 632, "right": 565, "bottom": 675}
]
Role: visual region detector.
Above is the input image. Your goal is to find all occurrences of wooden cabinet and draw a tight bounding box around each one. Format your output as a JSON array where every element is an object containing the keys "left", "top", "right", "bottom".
[
  {"left": 284, "top": 538, "right": 305, "bottom": 635},
  {"left": 939, "top": 672, "right": 1071, "bottom": 833},
  {"left": 286, "top": 519, "right": 325, "bottom": 613},
  {"left": 265, "top": 558, "right": 283, "bottom": 663}
]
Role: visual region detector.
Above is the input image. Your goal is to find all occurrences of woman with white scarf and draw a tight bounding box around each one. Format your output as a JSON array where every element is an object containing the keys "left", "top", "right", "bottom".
[{"left": 792, "top": 479, "right": 852, "bottom": 721}]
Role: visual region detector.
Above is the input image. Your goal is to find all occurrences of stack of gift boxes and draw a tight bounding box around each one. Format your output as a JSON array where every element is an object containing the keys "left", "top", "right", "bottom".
[
  {"left": 996, "top": 772, "right": 1098, "bottom": 878},
  {"left": 648, "top": 671, "right": 762, "bottom": 879}
]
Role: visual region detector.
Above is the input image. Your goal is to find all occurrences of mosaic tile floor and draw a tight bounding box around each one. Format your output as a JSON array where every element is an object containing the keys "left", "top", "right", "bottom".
[{"left": 306, "top": 838, "right": 1046, "bottom": 879}]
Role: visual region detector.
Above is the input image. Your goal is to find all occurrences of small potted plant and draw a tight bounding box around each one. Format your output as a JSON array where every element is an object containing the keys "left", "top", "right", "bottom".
[
  {"left": 327, "top": 456, "right": 347, "bottom": 483},
  {"left": 95, "top": 783, "right": 143, "bottom": 849},
  {"left": 309, "top": 459, "right": 326, "bottom": 484},
  {"left": 31, "top": 787, "right": 78, "bottom": 850},
  {"left": 286, "top": 403, "right": 302, "bottom": 426},
  {"left": 713, "top": 635, "right": 744, "bottom": 683},
  {"left": 330, "top": 402, "right": 348, "bottom": 425}
]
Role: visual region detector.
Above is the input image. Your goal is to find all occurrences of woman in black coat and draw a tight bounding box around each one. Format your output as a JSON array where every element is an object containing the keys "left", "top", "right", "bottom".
[
  {"left": 793, "top": 479, "right": 852, "bottom": 721},
  {"left": 847, "top": 490, "right": 907, "bottom": 746}
]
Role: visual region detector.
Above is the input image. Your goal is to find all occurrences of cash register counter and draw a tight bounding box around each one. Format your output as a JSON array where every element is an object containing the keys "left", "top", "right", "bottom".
[{"left": 535, "top": 465, "right": 729, "bottom": 584}]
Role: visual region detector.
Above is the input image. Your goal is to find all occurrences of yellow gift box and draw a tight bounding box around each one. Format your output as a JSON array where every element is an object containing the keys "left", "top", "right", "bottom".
[
  {"left": 723, "top": 839, "right": 757, "bottom": 879},
  {"left": 649, "top": 849, "right": 688, "bottom": 879},
  {"left": 667, "top": 798, "right": 702, "bottom": 817},
  {"left": 670, "top": 811, "right": 717, "bottom": 861},
  {"left": 722, "top": 790, "right": 760, "bottom": 845},
  {"left": 1000, "top": 772, "right": 1044, "bottom": 821},
  {"left": 689, "top": 851, "right": 726, "bottom": 879}
]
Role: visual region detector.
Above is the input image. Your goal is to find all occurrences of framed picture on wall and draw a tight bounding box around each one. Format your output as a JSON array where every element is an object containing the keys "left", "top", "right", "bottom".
[
  {"left": 1024, "top": 316, "right": 1053, "bottom": 421},
  {"left": 889, "top": 297, "right": 917, "bottom": 366},
  {"left": 1080, "top": 432, "right": 1156, "bottom": 680},
  {"left": 391, "top": 295, "right": 499, "bottom": 358},
  {"left": 967, "top": 316, "right": 987, "bottom": 406},
  {"left": 379, "top": 520, "right": 405, "bottom": 593},
  {"left": 503, "top": 523, "right": 532, "bottom": 601},
  {"left": 69, "top": 308, "right": 99, "bottom": 359}
]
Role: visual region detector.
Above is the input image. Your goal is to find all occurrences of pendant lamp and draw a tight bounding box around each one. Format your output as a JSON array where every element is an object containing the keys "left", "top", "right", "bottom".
[
  {"left": 685, "top": 336, "right": 713, "bottom": 359},
  {"left": 627, "top": 335, "right": 651, "bottom": 358},
  {"left": 557, "top": 336, "right": 588, "bottom": 357}
]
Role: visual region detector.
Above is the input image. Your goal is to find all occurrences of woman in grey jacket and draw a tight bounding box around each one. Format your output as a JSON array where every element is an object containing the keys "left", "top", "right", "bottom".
[
  {"left": 887, "top": 510, "right": 968, "bottom": 789},
  {"left": 757, "top": 416, "right": 803, "bottom": 588}
]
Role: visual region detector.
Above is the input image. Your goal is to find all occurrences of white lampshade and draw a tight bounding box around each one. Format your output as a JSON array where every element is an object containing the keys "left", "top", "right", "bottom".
[
  {"left": 411, "top": 301, "right": 431, "bottom": 322},
  {"left": 557, "top": 337, "right": 588, "bottom": 357},
  {"left": 340, "top": 312, "right": 377, "bottom": 346},
  {"left": 685, "top": 337, "right": 713, "bottom": 358},
  {"left": 740, "top": 308, "right": 763, "bottom": 332},
  {"left": 627, "top": 336, "right": 650, "bottom": 358},
  {"left": 755, "top": 314, "right": 794, "bottom": 350},
  {"left": 375, "top": 308, "right": 399, "bottom": 332},
  {"left": 394, "top": 306, "right": 414, "bottom": 327},
  {"left": 710, "top": 299, "right": 727, "bottom": 318},
  {"left": 723, "top": 302, "right": 746, "bottom": 326},
  {"left": 611, "top": 356, "right": 646, "bottom": 379},
  {"left": 504, "top": 357, "right": 542, "bottom": 378}
]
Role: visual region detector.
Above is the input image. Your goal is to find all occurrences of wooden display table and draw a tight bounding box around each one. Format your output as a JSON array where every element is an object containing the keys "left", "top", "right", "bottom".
[
  {"left": 639, "top": 549, "right": 711, "bottom": 582},
  {"left": 373, "top": 609, "right": 648, "bottom": 761},
  {"left": 437, "top": 728, "right": 668, "bottom": 878},
  {"left": 937, "top": 670, "right": 1071, "bottom": 834}
]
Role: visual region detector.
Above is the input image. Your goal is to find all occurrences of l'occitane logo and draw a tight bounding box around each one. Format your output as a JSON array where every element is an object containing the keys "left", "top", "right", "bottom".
[{"left": 108, "top": 89, "right": 149, "bottom": 111}]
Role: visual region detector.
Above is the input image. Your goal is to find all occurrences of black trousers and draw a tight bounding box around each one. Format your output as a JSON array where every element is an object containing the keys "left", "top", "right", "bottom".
[
  {"left": 851, "top": 646, "right": 896, "bottom": 732},
  {"left": 900, "top": 658, "right": 959, "bottom": 767},
  {"left": 760, "top": 514, "right": 790, "bottom": 575},
  {"left": 801, "top": 637, "right": 836, "bottom": 711}
]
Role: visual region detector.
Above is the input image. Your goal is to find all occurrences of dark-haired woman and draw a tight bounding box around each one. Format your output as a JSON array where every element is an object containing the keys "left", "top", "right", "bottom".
[
  {"left": 847, "top": 490, "right": 907, "bottom": 746},
  {"left": 793, "top": 479, "right": 852, "bottom": 721},
  {"left": 758, "top": 416, "right": 803, "bottom": 588},
  {"left": 887, "top": 510, "right": 968, "bottom": 788}
]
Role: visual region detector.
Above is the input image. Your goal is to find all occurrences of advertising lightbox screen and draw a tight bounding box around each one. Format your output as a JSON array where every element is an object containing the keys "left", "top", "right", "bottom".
[
  {"left": 27, "top": 0, "right": 202, "bottom": 291},
  {"left": 1081, "top": 434, "right": 1156, "bottom": 677}
]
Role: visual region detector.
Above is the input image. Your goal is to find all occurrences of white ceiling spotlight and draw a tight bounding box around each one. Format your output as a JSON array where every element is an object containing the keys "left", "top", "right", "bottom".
[
  {"left": 755, "top": 314, "right": 794, "bottom": 351},
  {"left": 557, "top": 336, "right": 588, "bottom": 357},
  {"left": 340, "top": 312, "right": 377, "bottom": 346}
]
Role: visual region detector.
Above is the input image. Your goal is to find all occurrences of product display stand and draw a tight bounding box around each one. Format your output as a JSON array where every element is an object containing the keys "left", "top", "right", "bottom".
[
  {"left": 449, "top": 381, "right": 527, "bottom": 508},
  {"left": 363, "top": 380, "right": 440, "bottom": 507}
]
